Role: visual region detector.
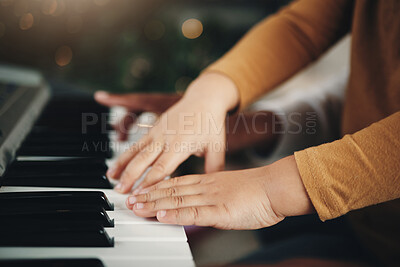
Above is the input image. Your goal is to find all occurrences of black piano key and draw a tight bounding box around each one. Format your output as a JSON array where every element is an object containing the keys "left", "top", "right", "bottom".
[
  {"left": 0, "top": 259, "right": 105, "bottom": 267},
  {"left": 6, "top": 168, "right": 107, "bottom": 178},
  {"left": 1, "top": 173, "right": 112, "bottom": 189},
  {"left": 5, "top": 171, "right": 106, "bottom": 179},
  {"left": 2, "top": 207, "right": 114, "bottom": 227},
  {"left": 24, "top": 133, "right": 110, "bottom": 145},
  {"left": 0, "top": 223, "right": 114, "bottom": 247},
  {"left": 0, "top": 191, "right": 114, "bottom": 211},
  {"left": 31, "top": 124, "right": 112, "bottom": 135},
  {"left": 0, "top": 204, "right": 105, "bottom": 214},
  {"left": 14, "top": 96, "right": 114, "bottom": 161},
  {"left": 8, "top": 158, "right": 108, "bottom": 174},
  {"left": 38, "top": 98, "right": 109, "bottom": 119},
  {"left": 6, "top": 172, "right": 104, "bottom": 180},
  {"left": 40, "top": 97, "right": 109, "bottom": 116},
  {"left": 34, "top": 109, "right": 112, "bottom": 133},
  {"left": 17, "top": 143, "right": 113, "bottom": 158}
]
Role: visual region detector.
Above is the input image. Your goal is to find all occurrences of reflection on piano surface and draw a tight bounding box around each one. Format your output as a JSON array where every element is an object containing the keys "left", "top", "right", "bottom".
[{"left": 0, "top": 65, "right": 194, "bottom": 267}]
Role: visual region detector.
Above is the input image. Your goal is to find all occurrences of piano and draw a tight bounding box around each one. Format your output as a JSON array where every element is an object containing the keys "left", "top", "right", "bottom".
[{"left": 0, "top": 65, "right": 194, "bottom": 267}]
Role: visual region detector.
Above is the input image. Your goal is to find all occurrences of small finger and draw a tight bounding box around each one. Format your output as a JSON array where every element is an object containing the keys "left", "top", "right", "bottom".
[
  {"left": 125, "top": 198, "right": 157, "bottom": 217},
  {"left": 132, "top": 195, "right": 211, "bottom": 217},
  {"left": 136, "top": 175, "right": 202, "bottom": 195},
  {"left": 127, "top": 184, "right": 205, "bottom": 208},
  {"left": 156, "top": 206, "right": 219, "bottom": 226}
]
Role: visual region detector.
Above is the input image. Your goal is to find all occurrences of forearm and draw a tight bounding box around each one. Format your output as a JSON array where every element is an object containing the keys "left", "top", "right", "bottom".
[
  {"left": 205, "top": 0, "right": 353, "bottom": 109},
  {"left": 183, "top": 72, "right": 239, "bottom": 114},
  {"left": 266, "top": 112, "right": 400, "bottom": 222},
  {"left": 243, "top": 36, "right": 349, "bottom": 165},
  {"left": 265, "top": 155, "right": 315, "bottom": 218},
  {"left": 295, "top": 112, "right": 400, "bottom": 221}
]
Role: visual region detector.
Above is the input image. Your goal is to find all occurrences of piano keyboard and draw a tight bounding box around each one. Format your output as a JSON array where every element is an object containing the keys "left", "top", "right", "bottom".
[
  {"left": 0, "top": 186, "right": 193, "bottom": 266},
  {"left": 0, "top": 66, "right": 194, "bottom": 267}
]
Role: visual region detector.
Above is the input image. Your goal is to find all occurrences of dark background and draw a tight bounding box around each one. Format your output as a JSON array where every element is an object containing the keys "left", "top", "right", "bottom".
[{"left": 0, "top": 0, "right": 291, "bottom": 94}]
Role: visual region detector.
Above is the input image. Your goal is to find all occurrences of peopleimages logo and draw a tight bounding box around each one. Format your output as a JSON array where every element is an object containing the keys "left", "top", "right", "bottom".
[
  {"left": 80, "top": 111, "right": 319, "bottom": 153},
  {"left": 81, "top": 111, "right": 319, "bottom": 136}
]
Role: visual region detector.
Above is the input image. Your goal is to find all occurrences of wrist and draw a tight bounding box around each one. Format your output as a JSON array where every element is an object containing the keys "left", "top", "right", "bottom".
[
  {"left": 184, "top": 72, "right": 240, "bottom": 113},
  {"left": 264, "top": 155, "right": 315, "bottom": 218}
]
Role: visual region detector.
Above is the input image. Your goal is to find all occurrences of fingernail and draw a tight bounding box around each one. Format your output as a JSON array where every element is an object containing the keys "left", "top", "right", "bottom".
[
  {"left": 128, "top": 196, "right": 136, "bottom": 205},
  {"left": 107, "top": 166, "right": 116, "bottom": 178},
  {"left": 95, "top": 91, "right": 109, "bottom": 99},
  {"left": 158, "top": 210, "right": 166, "bottom": 218},
  {"left": 114, "top": 183, "right": 124, "bottom": 192},
  {"left": 135, "top": 203, "right": 144, "bottom": 210},
  {"left": 133, "top": 187, "right": 142, "bottom": 195}
]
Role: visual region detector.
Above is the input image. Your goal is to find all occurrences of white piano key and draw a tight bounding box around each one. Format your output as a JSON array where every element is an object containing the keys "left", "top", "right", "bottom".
[
  {"left": 0, "top": 241, "right": 193, "bottom": 261},
  {"left": 0, "top": 186, "right": 128, "bottom": 210},
  {"left": 0, "top": 99, "right": 194, "bottom": 267},
  {"left": 0, "top": 186, "right": 122, "bottom": 195},
  {"left": 106, "top": 194, "right": 127, "bottom": 211},
  {"left": 0, "top": 186, "right": 125, "bottom": 210},
  {"left": 0, "top": 186, "right": 165, "bottom": 224},
  {"left": 16, "top": 156, "right": 83, "bottom": 161},
  {"left": 0, "top": 177, "right": 194, "bottom": 265},
  {"left": 0, "top": 186, "right": 187, "bottom": 238},
  {"left": 0, "top": 186, "right": 153, "bottom": 213},
  {"left": 102, "top": 259, "right": 195, "bottom": 267},
  {"left": 109, "top": 210, "right": 159, "bottom": 225},
  {"left": 108, "top": 224, "right": 187, "bottom": 242}
]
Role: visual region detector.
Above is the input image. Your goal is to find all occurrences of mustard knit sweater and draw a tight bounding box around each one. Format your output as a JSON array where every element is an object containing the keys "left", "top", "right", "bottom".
[{"left": 205, "top": 0, "right": 400, "bottom": 264}]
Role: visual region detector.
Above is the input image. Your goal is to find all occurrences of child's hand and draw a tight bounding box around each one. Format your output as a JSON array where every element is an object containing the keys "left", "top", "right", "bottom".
[{"left": 126, "top": 156, "right": 314, "bottom": 229}]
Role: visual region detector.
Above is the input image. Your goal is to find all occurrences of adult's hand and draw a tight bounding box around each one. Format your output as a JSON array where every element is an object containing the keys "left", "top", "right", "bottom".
[
  {"left": 95, "top": 92, "right": 181, "bottom": 141},
  {"left": 126, "top": 155, "right": 314, "bottom": 229},
  {"left": 95, "top": 90, "right": 280, "bottom": 153},
  {"left": 99, "top": 72, "right": 240, "bottom": 193}
]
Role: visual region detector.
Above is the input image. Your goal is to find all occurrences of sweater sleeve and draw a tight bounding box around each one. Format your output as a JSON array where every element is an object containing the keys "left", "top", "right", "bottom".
[
  {"left": 295, "top": 112, "right": 400, "bottom": 221},
  {"left": 204, "top": 0, "right": 353, "bottom": 110}
]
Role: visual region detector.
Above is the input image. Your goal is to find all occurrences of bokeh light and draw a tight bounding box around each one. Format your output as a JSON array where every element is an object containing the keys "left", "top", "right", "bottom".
[
  {"left": 130, "top": 57, "right": 151, "bottom": 78},
  {"left": 144, "top": 20, "right": 165, "bottom": 41},
  {"left": 41, "top": 0, "right": 57, "bottom": 15},
  {"left": 0, "top": 0, "right": 276, "bottom": 96},
  {"left": 0, "top": 22, "right": 5, "bottom": 38},
  {"left": 181, "top": 18, "right": 203, "bottom": 39},
  {"left": 19, "top": 13, "right": 34, "bottom": 30},
  {"left": 51, "top": 0, "right": 66, "bottom": 17},
  {"left": 55, "top": 45, "right": 73, "bottom": 67}
]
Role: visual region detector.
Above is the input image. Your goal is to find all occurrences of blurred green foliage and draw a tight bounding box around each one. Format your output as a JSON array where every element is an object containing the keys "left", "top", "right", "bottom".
[{"left": 0, "top": 0, "right": 290, "bottom": 94}]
